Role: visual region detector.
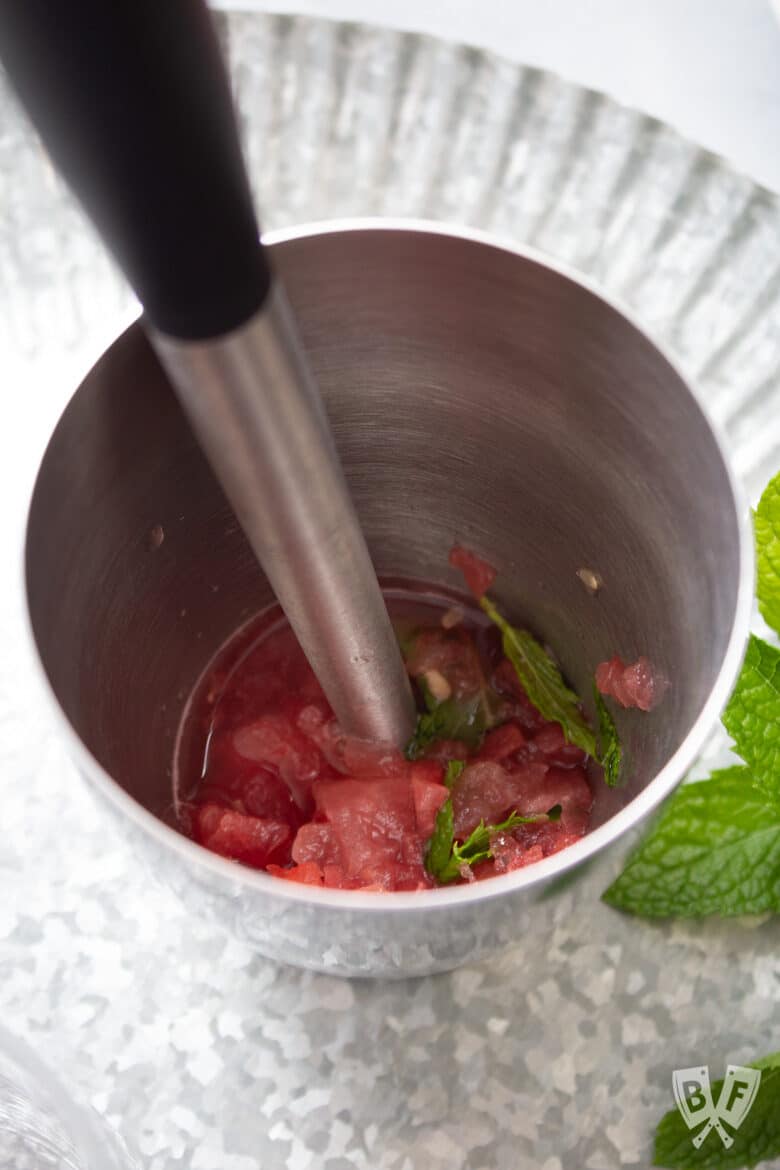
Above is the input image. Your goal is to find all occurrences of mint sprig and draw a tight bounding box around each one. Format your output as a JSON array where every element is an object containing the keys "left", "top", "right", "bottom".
[
  {"left": 722, "top": 636, "right": 780, "bottom": 804},
  {"left": 479, "top": 596, "right": 597, "bottom": 758},
  {"left": 594, "top": 685, "right": 622, "bottom": 786},
  {"left": 444, "top": 759, "right": 466, "bottom": 786},
  {"left": 437, "top": 809, "right": 535, "bottom": 883},
  {"left": 404, "top": 648, "right": 503, "bottom": 761},
  {"left": 425, "top": 793, "right": 455, "bottom": 879},
  {"left": 603, "top": 767, "right": 780, "bottom": 917},
  {"left": 653, "top": 1051, "right": 780, "bottom": 1169},
  {"left": 605, "top": 472, "right": 780, "bottom": 920},
  {"left": 756, "top": 469, "right": 780, "bottom": 636},
  {"left": 406, "top": 692, "right": 488, "bottom": 760},
  {"left": 427, "top": 806, "right": 558, "bottom": 885},
  {"left": 425, "top": 777, "right": 561, "bottom": 884},
  {"left": 424, "top": 759, "right": 463, "bottom": 880}
]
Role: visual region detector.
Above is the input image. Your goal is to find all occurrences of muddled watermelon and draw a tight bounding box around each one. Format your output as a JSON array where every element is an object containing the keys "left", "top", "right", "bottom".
[
  {"left": 595, "top": 654, "right": 668, "bottom": 711},
  {"left": 174, "top": 545, "right": 669, "bottom": 890}
]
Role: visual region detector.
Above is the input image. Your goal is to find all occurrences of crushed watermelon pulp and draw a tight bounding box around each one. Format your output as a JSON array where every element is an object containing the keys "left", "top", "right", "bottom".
[{"left": 174, "top": 573, "right": 598, "bottom": 891}]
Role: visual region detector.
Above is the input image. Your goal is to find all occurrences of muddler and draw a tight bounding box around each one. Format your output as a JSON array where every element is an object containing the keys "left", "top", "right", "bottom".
[{"left": 0, "top": 0, "right": 417, "bottom": 747}]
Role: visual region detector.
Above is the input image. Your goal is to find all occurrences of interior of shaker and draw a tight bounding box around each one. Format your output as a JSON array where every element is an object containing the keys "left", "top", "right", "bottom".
[{"left": 26, "top": 228, "right": 742, "bottom": 832}]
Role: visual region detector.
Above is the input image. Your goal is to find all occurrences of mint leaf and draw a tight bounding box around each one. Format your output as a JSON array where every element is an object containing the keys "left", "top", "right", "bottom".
[
  {"left": 480, "top": 596, "right": 597, "bottom": 758},
  {"left": 602, "top": 767, "right": 780, "bottom": 917},
  {"left": 756, "top": 470, "right": 780, "bottom": 637},
  {"left": 429, "top": 805, "right": 560, "bottom": 884},
  {"left": 452, "top": 808, "right": 538, "bottom": 867},
  {"left": 653, "top": 1051, "right": 780, "bottom": 1169},
  {"left": 406, "top": 662, "right": 504, "bottom": 760},
  {"left": 444, "top": 759, "right": 466, "bottom": 787},
  {"left": 722, "top": 635, "right": 780, "bottom": 803},
  {"left": 424, "top": 760, "right": 465, "bottom": 879},
  {"left": 605, "top": 467, "right": 780, "bottom": 924},
  {"left": 425, "top": 796, "right": 454, "bottom": 879},
  {"left": 406, "top": 693, "right": 487, "bottom": 759},
  {"left": 594, "top": 685, "right": 622, "bottom": 786}
]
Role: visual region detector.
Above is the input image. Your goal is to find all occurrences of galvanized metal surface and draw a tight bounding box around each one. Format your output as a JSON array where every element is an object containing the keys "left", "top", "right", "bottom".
[{"left": 2, "top": 13, "right": 780, "bottom": 1168}]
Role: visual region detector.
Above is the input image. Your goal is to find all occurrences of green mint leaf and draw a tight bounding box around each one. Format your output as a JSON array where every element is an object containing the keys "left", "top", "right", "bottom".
[
  {"left": 722, "top": 635, "right": 780, "bottom": 803},
  {"left": 653, "top": 1051, "right": 780, "bottom": 1169},
  {"left": 547, "top": 803, "right": 562, "bottom": 822},
  {"left": 756, "top": 470, "right": 780, "bottom": 637},
  {"left": 454, "top": 808, "right": 535, "bottom": 862},
  {"left": 432, "top": 806, "right": 561, "bottom": 884},
  {"left": 444, "top": 845, "right": 490, "bottom": 877},
  {"left": 425, "top": 797, "right": 454, "bottom": 880},
  {"left": 406, "top": 693, "right": 487, "bottom": 759},
  {"left": 480, "top": 596, "right": 597, "bottom": 758},
  {"left": 444, "top": 759, "right": 466, "bottom": 787},
  {"left": 404, "top": 624, "right": 504, "bottom": 761},
  {"left": 602, "top": 767, "right": 780, "bottom": 917},
  {"left": 406, "top": 663, "right": 503, "bottom": 760},
  {"left": 594, "top": 684, "right": 623, "bottom": 786}
]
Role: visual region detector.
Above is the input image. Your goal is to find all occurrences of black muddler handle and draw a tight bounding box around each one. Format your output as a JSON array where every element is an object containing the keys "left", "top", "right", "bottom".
[
  {"left": 0, "top": 0, "right": 271, "bottom": 340},
  {"left": 0, "top": 0, "right": 417, "bottom": 747}
]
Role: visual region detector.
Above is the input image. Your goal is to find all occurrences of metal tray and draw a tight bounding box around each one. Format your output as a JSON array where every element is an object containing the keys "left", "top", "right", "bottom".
[{"left": 1, "top": 14, "right": 778, "bottom": 1169}]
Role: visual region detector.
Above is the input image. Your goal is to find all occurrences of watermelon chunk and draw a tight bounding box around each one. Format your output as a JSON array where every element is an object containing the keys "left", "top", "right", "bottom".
[
  {"left": 313, "top": 777, "right": 426, "bottom": 888},
  {"left": 240, "top": 769, "right": 305, "bottom": 827},
  {"left": 296, "top": 706, "right": 407, "bottom": 778},
  {"left": 195, "top": 804, "right": 292, "bottom": 867},
  {"left": 267, "top": 861, "right": 323, "bottom": 886},
  {"left": 419, "top": 738, "right": 470, "bottom": 764},
  {"left": 406, "top": 626, "right": 493, "bottom": 703},
  {"left": 506, "top": 764, "right": 593, "bottom": 833},
  {"left": 232, "top": 712, "right": 323, "bottom": 806},
  {"left": 491, "top": 835, "right": 547, "bottom": 872},
  {"left": 291, "top": 822, "right": 340, "bottom": 866},
  {"left": 595, "top": 655, "right": 668, "bottom": 711},
  {"left": 531, "top": 722, "right": 588, "bottom": 766},
  {"left": 478, "top": 722, "right": 526, "bottom": 761},
  {"left": 451, "top": 761, "right": 550, "bottom": 837},
  {"left": 448, "top": 544, "right": 497, "bottom": 599},
  {"left": 492, "top": 660, "right": 548, "bottom": 732},
  {"left": 411, "top": 771, "right": 449, "bottom": 839}
]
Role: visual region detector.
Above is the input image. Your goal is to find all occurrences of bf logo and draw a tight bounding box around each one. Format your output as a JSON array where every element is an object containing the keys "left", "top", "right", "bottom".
[{"left": 672, "top": 1065, "right": 762, "bottom": 1149}]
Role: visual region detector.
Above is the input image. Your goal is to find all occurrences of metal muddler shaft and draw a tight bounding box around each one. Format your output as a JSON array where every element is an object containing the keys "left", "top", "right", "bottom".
[
  {"left": 0, "top": 0, "right": 416, "bottom": 745},
  {"left": 152, "top": 289, "right": 417, "bottom": 744}
]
